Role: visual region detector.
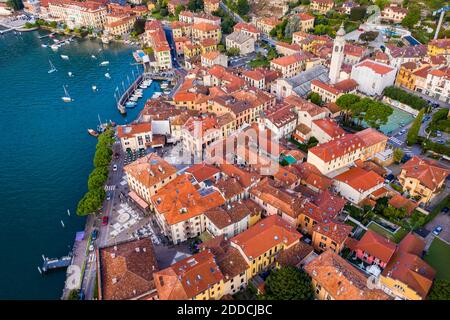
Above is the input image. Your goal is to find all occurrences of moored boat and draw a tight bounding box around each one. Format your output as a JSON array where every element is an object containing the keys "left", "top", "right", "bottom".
[
  {"left": 99, "top": 61, "right": 109, "bottom": 66},
  {"left": 88, "top": 129, "right": 99, "bottom": 137}
]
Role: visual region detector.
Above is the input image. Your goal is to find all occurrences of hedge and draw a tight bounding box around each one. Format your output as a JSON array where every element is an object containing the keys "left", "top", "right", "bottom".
[{"left": 384, "top": 86, "right": 428, "bottom": 111}]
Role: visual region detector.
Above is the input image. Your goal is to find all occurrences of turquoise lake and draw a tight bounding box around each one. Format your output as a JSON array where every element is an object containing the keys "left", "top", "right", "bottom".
[{"left": 0, "top": 30, "right": 155, "bottom": 299}]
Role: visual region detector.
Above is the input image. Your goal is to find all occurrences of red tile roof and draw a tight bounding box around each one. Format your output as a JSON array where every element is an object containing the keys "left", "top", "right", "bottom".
[
  {"left": 186, "top": 163, "right": 220, "bottom": 183},
  {"left": 354, "top": 230, "right": 396, "bottom": 263},
  {"left": 231, "top": 215, "right": 301, "bottom": 260},
  {"left": 334, "top": 167, "right": 384, "bottom": 192},
  {"left": 355, "top": 60, "right": 395, "bottom": 75},
  {"left": 401, "top": 156, "right": 450, "bottom": 191}
]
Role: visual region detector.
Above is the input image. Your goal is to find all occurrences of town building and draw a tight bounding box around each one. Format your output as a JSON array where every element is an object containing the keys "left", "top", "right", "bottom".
[
  {"left": 333, "top": 167, "right": 385, "bottom": 204},
  {"left": 254, "top": 17, "right": 280, "bottom": 35},
  {"left": 329, "top": 25, "right": 346, "bottom": 84},
  {"left": 145, "top": 20, "right": 173, "bottom": 71},
  {"left": 398, "top": 156, "right": 450, "bottom": 204},
  {"left": 233, "top": 22, "right": 261, "bottom": 40},
  {"left": 191, "top": 22, "right": 221, "bottom": 43},
  {"left": 230, "top": 215, "right": 302, "bottom": 277},
  {"left": 47, "top": 0, "right": 107, "bottom": 30},
  {"left": 310, "top": 0, "right": 334, "bottom": 14},
  {"left": 304, "top": 250, "right": 390, "bottom": 300},
  {"left": 225, "top": 31, "right": 255, "bottom": 55},
  {"left": 310, "top": 78, "right": 358, "bottom": 103},
  {"left": 381, "top": 5, "right": 408, "bottom": 23},
  {"left": 201, "top": 50, "right": 228, "bottom": 68},
  {"left": 294, "top": 12, "right": 315, "bottom": 32},
  {"left": 351, "top": 60, "right": 396, "bottom": 96},
  {"left": 151, "top": 174, "right": 225, "bottom": 244},
  {"left": 204, "top": 0, "right": 220, "bottom": 14},
  {"left": 124, "top": 153, "right": 178, "bottom": 205},
  {"left": 270, "top": 52, "right": 312, "bottom": 78},
  {"left": 204, "top": 202, "right": 251, "bottom": 238},
  {"left": 380, "top": 233, "right": 436, "bottom": 300},
  {"left": 117, "top": 122, "right": 152, "bottom": 152},
  {"left": 154, "top": 250, "right": 225, "bottom": 300},
  {"left": 97, "top": 238, "right": 159, "bottom": 300}
]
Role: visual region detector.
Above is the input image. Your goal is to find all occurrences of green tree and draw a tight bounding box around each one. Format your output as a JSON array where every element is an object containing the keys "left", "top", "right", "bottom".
[
  {"left": 363, "top": 101, "right": 393, "bottom": 129},
  {"left": 133, "top": 19, "right": 146, "bottom": 35},
  {"left": 93, "top": 145, "right": 112, "bottom": 168},
  {"left": 187, "top": 0, "right": 204, "bottom": 11},
  {"left": 6, "top": 0, "right": 23, "bottom": 10},
  {"left": 227, "top": 47, "right": 240, "bottom": 56},
  {"left": 236, "top": 0, "right": 250, "bottom": 16},
  {"left": 428, "top": 280, "right": 450, "bottom": 300},
  {"left": 175, "top": 4, "right": 185, "bottom": 17},
  {"left": 406, "top": 108, "right": 425, "bottom": 146},
  {"left": 401, "top": 4, "right": 420, "bottom": 29},
  {"left": 87, "top": 167, "right": 109, "bottom": 190},
  {"left": 336, "top": 93, "right": 361, "bottom": 121},
  {"left": 375, "top": 0, "right": 390, "bottom": 10},
  {"left": 393, "top": 148, "right": 404, "bottom": 164},
  {"left": 260, "top": 267, "right": 314, "bottom": 300},
  {"left": 308, "top": 92, "right": 322, "bottom": 106},
  {"left": 359, "top": 31, "right": 379, "bottom": 42},
  {"left": 349, "top": 6, "right": 367, "bottom": 21},
  {"left": 76, "top": 187, "right": 106, "bottom": 216},
  {"left": 67, "top": 289, "right": 80, "bottom": 300}
]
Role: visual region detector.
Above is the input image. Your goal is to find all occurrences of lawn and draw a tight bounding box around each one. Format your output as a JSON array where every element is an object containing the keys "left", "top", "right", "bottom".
[
  {"left": 425, "top": 238, "right": 450, "bottom": 282},
  {"left": 367, "top": 222, "right": 409, "bottom": 243}
]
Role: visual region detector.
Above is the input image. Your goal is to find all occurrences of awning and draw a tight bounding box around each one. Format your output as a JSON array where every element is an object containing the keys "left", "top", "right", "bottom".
[{"left": 128, "top": 191, "right": 149, "bottom": 210}]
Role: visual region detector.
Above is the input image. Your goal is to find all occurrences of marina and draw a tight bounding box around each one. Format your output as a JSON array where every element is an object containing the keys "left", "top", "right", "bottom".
[{"left": 0, "top": 29, "right": 147, "bottom": 299}]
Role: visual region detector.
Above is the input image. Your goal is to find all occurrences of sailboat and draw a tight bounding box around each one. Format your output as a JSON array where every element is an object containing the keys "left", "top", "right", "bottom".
[
  {"left": 61, "top": 85, "right": 72, "bottom": 102},
  {"left": 48, "top": 60, "right": 57, "bottom": 74},
  {"left": 60, "top": 54, "right": 69, "bottom": 60}
]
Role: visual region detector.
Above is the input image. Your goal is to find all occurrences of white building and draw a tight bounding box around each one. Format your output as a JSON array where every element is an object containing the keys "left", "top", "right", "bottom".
[
  {"left": 333, "top": 167, "right": 385, "bottom": 204},
  {"left": 351, "top": 60, "right": 396, "bottom": 96},
  {"left": 117, "top": 123, "right": 152, "bottom": 152},
  {"left": 225, "top": 31, "right": 255, "bottom": 55}
]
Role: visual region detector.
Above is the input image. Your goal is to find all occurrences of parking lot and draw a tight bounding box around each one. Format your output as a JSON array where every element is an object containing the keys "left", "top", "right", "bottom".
[{"left": 426, "top": 211, "right": 450, "bottom": 244}]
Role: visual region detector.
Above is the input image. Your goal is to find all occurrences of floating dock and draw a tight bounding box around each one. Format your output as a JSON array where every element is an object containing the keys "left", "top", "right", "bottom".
[{"left": 40, "top": 254, "right": 73, "bottom": 273}]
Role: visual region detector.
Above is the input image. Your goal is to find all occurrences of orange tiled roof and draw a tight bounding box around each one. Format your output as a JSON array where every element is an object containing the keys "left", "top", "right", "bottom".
[
  {"left": 99, "top": 238, "right": 159, "bottom": 300},
  {"left": 401, "top": 156, "right": 450, "bottom": 191},
  {"left": 355, "top": 128, "right": 388, "bottom": 147},
  {"left": 354, "top": 230, "right": 396, "bottom": 263},
  {"left": 124, "top": 153, "right": 177, "bottom": 190},
  {"left": 334, "top": 167, "right": 384, "bottom": 192},
  {"left": 154, "top": 250, "right": 224, "bottom": 300},
  {"left": 388, "top": 194, "right": 418, "bottom": 215},
  {"left": 231, "top": 215, "right": 301, "bottom": 260},
  {"left": 151, "top": 174, "right": 225, "bottom": 225},
  {"left": 304, "top": 250, "right": 390, "bottom": 300},
  {"left": 355, "top": 60, "right": 395, "bottom": 75},
  {"left": 308, "top": 133, "right": 364, "bottom": 163},
  {"left": 382, "top": 233, "right": 435, "bottom": 299},
  {"left": 312, "top": 118, "right": 345, "bottom": 139},
  {"left": 117, "top": 122, "right": 151, "bottom": 139},
  {"left": 186, "top": 163, "right": 220, "bottom": 183}
]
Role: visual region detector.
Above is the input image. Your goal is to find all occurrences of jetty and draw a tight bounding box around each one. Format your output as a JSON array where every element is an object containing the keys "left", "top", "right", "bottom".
[
  {"left": 116, "top": 71, "right": 175, "bottom": 115},
  {"left": 40, "top": 253, "right": 73, "bottom": 273}
]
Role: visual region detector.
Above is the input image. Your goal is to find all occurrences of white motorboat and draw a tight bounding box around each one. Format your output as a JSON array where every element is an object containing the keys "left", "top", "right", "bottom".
[
  {"left": 105, "top": 73, "right": 111, "bottom": 79},
  {"left": 91, "top": 55, "right": 97, "bottom": 59},
  {"left": 92, "top": 85, "right": 97, "bottom": 91},
  {"left": 41, "top": 44, "right": 47, "bottom": 48},
  {"left": 99, "top": 61, "right": 109, "bottom": 66},
  {"left": 50, "top": 44, "right": 58, "bottom": 51},
  {"left": 61, "top": 85, "right": 72, "bottom": 102},
  {"left": 60, "top": 55, "right": 69, "bottom": 60},
  {"left": 68, "top": 71, "right": 73, "bottom": 77}
]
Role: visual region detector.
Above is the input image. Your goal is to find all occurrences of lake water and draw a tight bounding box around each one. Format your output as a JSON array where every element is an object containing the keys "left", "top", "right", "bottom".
[{"left": 0, "top": 30, "right": 155, "bottom": 299}]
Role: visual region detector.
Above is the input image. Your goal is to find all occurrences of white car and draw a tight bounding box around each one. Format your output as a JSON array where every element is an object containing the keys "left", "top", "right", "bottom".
[
  {"left": 113, "top": 164, "right": 118, "bottom": 171},
  {"left": 89, "top": 244, "right": 94, "bottom": 252}
]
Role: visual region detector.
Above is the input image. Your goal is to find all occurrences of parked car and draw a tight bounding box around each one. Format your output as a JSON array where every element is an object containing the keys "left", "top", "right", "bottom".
[
  {"left": 401, "top": 154, "right": 412, "bottom": 163},
  {"left": 433, "top": 226, "right": 443, "bottom": 236},
  {"left": 89, "top": 244, "right": 94, "bottom": 252},
  {"left": 102, "top": 216, "right": 109, "bottom": 226},
  {"left": 442, "top": 207, "right": 449, "bottom": 214},
  {"left": 91, "top": 229, "right": 98, "bottom": 240},
  {"left": 385, "top": 174, "right": 395, "bottom": 183},
  {"left": 112, "top": 164, "right": 118, "bottom": 171},
  {"left": 437, "top": 139, "right": 445, "bottom": 144},
  {"left": 106, "top": 192, "right": 111, "bottom": 201},
  {"left": 436, "top": 131, "right": 442, "bottom": 137}
]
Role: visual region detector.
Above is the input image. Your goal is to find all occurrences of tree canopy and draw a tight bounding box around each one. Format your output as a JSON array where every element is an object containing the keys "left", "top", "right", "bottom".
[
  {"left": 336, "top": 94, "right": 393, "bottom": 129},
  {"left": 428, "top": 280, "right": 450, "bottom": 300},
  {"left": 406, "top": 108, "right": 425, "bottom": 146},
  {"left": 259, "top": 267, "right": 314, "bottom": 300},
  {"left": 401, "top": 4, "right": 420, "bottom": 29}
]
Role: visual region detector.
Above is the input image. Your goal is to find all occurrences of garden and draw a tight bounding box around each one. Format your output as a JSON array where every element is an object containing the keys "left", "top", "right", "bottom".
[{"left": 425, "top": 237, "right": 450, "bottom": 282}]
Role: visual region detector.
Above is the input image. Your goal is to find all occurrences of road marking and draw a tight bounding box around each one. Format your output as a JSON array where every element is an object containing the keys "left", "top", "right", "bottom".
[
  {"left": 105, "top": 185, "right": 116, "bottom": 191},
  {"left": 389, "top": 137, "right": 404, "bottom": 146}
]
